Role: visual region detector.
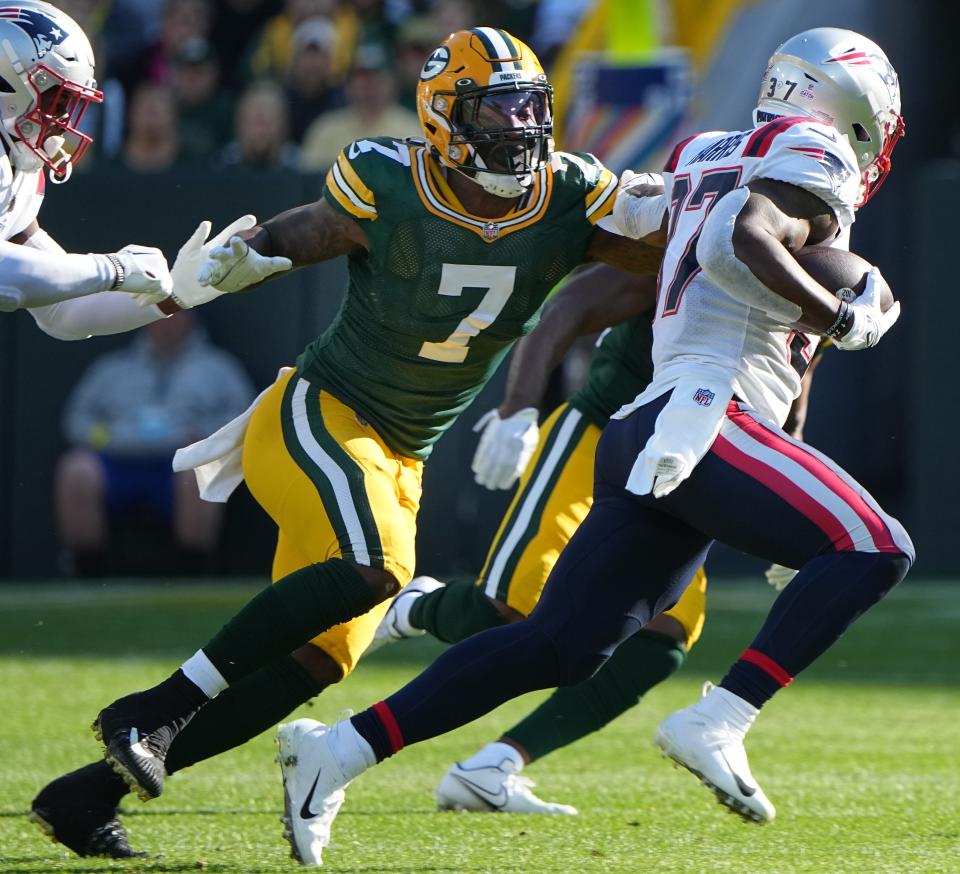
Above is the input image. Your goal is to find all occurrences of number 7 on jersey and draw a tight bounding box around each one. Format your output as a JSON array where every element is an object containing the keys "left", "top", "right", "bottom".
[{"left": 419, "top": 264, "right": 518, "bottom": 363}]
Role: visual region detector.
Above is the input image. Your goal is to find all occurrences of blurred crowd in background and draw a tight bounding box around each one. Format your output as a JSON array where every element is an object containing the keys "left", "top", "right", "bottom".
[{"left": 63, "top": 0, "right": 572, "bottom": 175}]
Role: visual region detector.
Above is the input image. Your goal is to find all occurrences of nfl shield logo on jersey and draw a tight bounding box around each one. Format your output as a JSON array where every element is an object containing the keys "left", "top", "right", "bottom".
[
  {"left": 482, "top": 222, "right": 500, "bottom": 242},
  {"left": 693, "top": 387, "right": 715, "bottom": 406}
]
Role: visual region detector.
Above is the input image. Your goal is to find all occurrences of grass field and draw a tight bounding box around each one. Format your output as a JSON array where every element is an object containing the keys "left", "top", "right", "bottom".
[{"left": 1, "top": 579, "right": 958, "bottom": 873}]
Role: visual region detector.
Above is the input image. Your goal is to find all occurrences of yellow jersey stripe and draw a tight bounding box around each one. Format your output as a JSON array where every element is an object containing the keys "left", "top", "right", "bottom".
[
  {"left": 336, "top": 152, "right": 376, "bottom": 208},
  {"left": 585, "top": 167, "right": 616, "bottom": 211},
  {"left": 585, "top": 175, "right": 618, "bottom": 224},
  {"left": 326, "top": 166, "right": 377, "bottom": 220},
  {"left": 410, "top": 148, "right": 554, "bottom": 242}
]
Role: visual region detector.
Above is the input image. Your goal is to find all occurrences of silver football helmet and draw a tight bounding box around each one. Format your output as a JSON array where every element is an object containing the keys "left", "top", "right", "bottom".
[
  {"left": 754, "top": 27, "right": 904, "bottom": 205},
  {"left": 0, "top": 1, "right": 103, "bottom": 180}
]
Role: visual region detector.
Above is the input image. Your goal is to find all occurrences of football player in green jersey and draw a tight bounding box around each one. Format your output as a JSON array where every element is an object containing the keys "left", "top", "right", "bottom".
[{"left": 32, "top": 27, "right": 662, "bottom": 860}]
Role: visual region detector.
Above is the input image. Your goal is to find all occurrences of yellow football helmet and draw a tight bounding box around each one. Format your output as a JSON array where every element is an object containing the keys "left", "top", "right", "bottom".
[{"left": 416, "top": 27, "right": 553, "bottom": 198}]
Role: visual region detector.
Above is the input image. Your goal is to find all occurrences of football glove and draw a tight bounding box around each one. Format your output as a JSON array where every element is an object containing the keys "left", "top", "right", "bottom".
[
  {"left": 833, "top": 267, "right": 900, "bottom": 350},
  {"left": 612, "top": 171, "right": 666, "bottom": 240},
  {"left": 109, "top": 245, "right": 173, "bottom": 299},
  {"left": 149, "top": 215, "right": 259, "bottom": 309},
  {"left": 764, "top": 563, "right": 798, "bottom": 591},
  {"left": 197, "top": 233, "right": 292, "bottom": 293},
  {"left": 471, "top": 408, "right": 539, "bottom": 491}
]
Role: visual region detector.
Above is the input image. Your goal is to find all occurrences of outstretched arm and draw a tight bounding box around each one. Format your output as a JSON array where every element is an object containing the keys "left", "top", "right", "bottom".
[
  {"left": 0, "top": 221, "right": 171, "bottom": 313},
  {"left": 472, "top": 264, "right": 657, "bottom": 490},
  {"left": 20, "top": 224, "right": 176, "bottom": 340},
  {"left": 198, "top": 199, "right": 370, "bottom": 293},
  {"left": 499, "top": 264, "right": 657, "bottom": 416}
]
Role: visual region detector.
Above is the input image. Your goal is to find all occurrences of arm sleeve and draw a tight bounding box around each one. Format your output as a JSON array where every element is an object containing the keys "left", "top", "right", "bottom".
[
  {"left": 0, "top": 234, "right": 116, "bottom": 311},
  {"left": 24, "top": 229, "right": 168, "bottom": 341}
]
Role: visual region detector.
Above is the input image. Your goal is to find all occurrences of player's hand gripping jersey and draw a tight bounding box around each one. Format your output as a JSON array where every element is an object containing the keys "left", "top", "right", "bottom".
[
  {"left": 299, "top": 136, "right": 619, "bottom": 459},
  {"left": 645, "top": 119, "right": 860, "bottom": 428}
]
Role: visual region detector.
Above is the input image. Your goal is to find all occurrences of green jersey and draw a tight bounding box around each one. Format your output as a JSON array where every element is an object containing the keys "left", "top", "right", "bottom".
[
  {"left": 297, "top": 137, "right": 619, "bottom": 459},
  {"left": 568, "top": 315, "right": 655, "bottom": 427}
]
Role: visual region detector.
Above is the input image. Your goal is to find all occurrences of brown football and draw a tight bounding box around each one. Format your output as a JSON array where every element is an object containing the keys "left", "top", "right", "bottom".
[{"left": 794, "top": 246, "right": 894, "bottom": 312}]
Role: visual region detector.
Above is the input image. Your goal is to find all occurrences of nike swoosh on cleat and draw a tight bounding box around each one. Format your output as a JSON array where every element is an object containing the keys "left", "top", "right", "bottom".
[
  {"left": 300, "top": 770, "right": 325, "bottom": 819},
  {"left": 129, "top": 728, "right": 157, "bottom": 760},
  {"left": 451, "top": 773, "right": 509, "bottom": 809},
  {"left": 719, "top": 751, "right": 758, "bottom": 797}
]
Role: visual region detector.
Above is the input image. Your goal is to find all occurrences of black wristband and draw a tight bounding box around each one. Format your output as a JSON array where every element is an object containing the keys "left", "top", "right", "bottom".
[{"left": 824, "top": 299, "right": 850, "bottom": 339}]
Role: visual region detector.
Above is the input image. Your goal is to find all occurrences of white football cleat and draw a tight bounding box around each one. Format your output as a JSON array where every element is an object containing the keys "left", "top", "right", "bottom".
[
  {"left": 436, "top": 761, "right": 578, "bottom": 815},
  {"left": 366, "top": 575, "right": 445, "bottom": 654},
  {"left": 654, "top": 693, "right": 775, "bottom": 824},
  {"left": 276, "top": 719, "right": 349, "bottom": 866}
]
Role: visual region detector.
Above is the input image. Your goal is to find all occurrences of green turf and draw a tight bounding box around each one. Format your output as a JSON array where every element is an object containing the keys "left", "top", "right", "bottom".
[{"left": 1, "top": 580, "right": 958, "bottom": 873}]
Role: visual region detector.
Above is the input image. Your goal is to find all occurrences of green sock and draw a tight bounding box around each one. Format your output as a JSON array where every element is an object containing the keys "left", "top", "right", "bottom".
[
  {"left": 203, "top": 558, "right": 378, "bottom": 683},
  {"left": 505, "top": 630, "right": 687, "bottom": 763},
  {"left": 166, "top": 654, "right": 321, "bottom": 774},
  {"left": 408, "top": 577, "right": 507, "bottom": 643}
]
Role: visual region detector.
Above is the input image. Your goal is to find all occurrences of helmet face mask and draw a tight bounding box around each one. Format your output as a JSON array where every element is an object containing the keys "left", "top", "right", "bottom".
[
  {"left": 753, "top": 27, "right": 904, "bottom": 206},
  {"left": 417, "top": 28, "right": 554, "bottom": 199},
  {"left": 0, "top": 2, "right": 103, "bottom": 180},
  {"left": 449, "top": 83, "right": 552, "bottom": 178},
  {"left": 14, "top": 63, "right": 101, "bottom": 177}
]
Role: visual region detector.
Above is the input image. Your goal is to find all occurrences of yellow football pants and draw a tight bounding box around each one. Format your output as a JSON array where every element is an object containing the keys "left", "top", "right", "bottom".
[
  {"left": 478, "top": 402, "right": 707, "bottom": 647},
  {"left": 242, "top": 369, "right": 422, "bottom": 676}
]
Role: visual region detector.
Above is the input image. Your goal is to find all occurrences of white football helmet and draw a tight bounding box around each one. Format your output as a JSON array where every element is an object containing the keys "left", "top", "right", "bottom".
[
  {"left": 754, "top": 27, "right": 904, "bottom": 205},
  {"left": 0, "top": 1, "right": 103, "bottom": 180}
]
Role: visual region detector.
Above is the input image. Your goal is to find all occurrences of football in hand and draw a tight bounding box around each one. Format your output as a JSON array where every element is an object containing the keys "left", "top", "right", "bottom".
[{"left": 794, "top": 246, "right": 895, "bottom": 312}]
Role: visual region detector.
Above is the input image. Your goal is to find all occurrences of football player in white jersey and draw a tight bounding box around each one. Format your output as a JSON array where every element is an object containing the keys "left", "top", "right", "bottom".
[
  {"left": 0, "top": 2, "right": 260, "bottom": 339},
  {"left": 260, "top": 28, "right": 914, "bottom": 862}
]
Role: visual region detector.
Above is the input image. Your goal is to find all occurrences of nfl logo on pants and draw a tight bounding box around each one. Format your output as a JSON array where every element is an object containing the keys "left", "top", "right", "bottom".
[{"left": 693, "top": 387, "right": 715, "bottom": 406}]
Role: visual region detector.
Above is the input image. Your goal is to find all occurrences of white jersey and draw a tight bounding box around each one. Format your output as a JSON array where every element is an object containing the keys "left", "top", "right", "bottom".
[
  {"left": 647, "top": 118, "right": 860, "bottom": 427},
  {"left": 0, "top": 152, "right": 44, "bottom": 242}
]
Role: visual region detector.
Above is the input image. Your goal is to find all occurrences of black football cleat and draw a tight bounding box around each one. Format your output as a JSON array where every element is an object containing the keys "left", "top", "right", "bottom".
[
  {"left": 93, "top": 675, "right": 203, "bottom": 800},
  {"left": 31, "top": 762, "right": 146, "bottom": 859}
]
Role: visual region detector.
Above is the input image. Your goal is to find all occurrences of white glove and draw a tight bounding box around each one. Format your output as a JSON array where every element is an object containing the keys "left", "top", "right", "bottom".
[
  {"left": 612, "top": 171, "right": 666, "bottom": 239},
  {"left": 764, "top": 563, "right": 798, "bottom": 591},
  {"left": 197, "top": 234, "right": 292, "bottom": 293},
  {"left": 471, "top": 408, "right": 539, "bottom": 491},
  {"left": 833, "top": 267, "right": 900, "bottom": 350},
  {"left": 109, "top": 244, "right": 173, "bottom": 299},
  {"left": 154, "top": 215, "right": 258, "bottom": 308}
]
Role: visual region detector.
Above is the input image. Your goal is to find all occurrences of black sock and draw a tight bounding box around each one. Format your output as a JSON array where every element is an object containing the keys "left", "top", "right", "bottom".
[
  {"left": 506, "top": 630, "right": 686, "bottom": 763},
  {"left": 408, "top": 578, "right": 507, "bottom": 643},
  {"left": 166, "top": 655, "right": 322, "bottom": 774},
  {"left": 146, "top": 668, "right": 210, "bottom": 712},
  {"left": 202, "top": 559, "right": 379, "bottom": 683}
]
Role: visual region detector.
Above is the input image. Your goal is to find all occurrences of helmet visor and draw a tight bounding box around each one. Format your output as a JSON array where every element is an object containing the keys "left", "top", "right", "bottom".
[{"left": 453, "top": 86, "right": 552, "bottom": 176}]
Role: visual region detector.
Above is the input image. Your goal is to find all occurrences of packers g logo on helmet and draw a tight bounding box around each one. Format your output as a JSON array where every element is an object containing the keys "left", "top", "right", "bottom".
[
  {"left": 420, "top": 46, "right": 450, "bottom": 81},
  {"left": 416, "top": 27, "right": 554, "bottom": 199}
]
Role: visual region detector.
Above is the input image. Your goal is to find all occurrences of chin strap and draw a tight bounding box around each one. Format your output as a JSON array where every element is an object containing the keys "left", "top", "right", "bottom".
[{"left": 49, "top": 161, "right": 72, "bottom": 184}]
